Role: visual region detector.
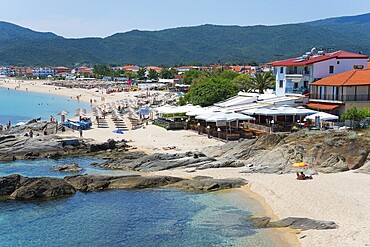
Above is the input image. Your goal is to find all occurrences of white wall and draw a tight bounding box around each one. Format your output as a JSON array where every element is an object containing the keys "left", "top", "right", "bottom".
[
  {"left": 275, "top": 66, "right": 286, "bottom": 97},
  {"left": 313, "top": 58, "right": 368, "bottom": 79}
]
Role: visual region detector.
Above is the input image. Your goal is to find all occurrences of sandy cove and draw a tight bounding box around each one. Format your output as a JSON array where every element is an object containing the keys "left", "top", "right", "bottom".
[
  {"left": 2, "top": 79, "right": 370, "bottom": 246},
  {"left": 154, "top": 168, "right": 370, "bottom": 247}
]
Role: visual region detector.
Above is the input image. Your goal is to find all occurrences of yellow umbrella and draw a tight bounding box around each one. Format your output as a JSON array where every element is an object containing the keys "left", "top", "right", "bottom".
[{"left": 291, "top": 162, "right": 308, "bottom": 168}]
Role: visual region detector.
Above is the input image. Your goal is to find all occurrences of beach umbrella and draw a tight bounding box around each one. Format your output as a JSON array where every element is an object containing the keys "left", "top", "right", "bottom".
[
  {"left": 75, "top": 108, "right": 86, "bottom": 113},
  {"left": 196, "top": 111, "right": 254, "bottom": 122},
  {"left": 304, "top": 112, "right": 339, "bottom": 121},
  {"left": 205, "top": 112, "right": 255, "bottom": 122},
  {"left": 57, "top": 110, "right": 69, "bottom": 116},
  {"left": 291, "top": 162, "right": 309, "bottom": 168},
  {"left": 57, "top": 110, "right": 69, "bottom": 122},
  {"left": 186, "top": 106, "right": 221, "bottom": 117},
  {"left": 75, "top": 108, "right": 87, "bottom": 117}
]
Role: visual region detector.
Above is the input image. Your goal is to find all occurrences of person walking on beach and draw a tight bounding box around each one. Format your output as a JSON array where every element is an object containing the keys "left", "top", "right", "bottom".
[
  {"left": 6, "top": 121, "right": 11, "bottom": 130},
  {"left": 43, "top": 126, "right": 47, "bottom": 135},
  {"left": 79, "top": 128, "right": 83, "bottom": 138}
]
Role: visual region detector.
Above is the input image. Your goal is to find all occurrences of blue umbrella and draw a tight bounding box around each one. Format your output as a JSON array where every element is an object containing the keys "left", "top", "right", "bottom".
[{"left": 113, "top": 129, "right": 124, "bottom": 134}]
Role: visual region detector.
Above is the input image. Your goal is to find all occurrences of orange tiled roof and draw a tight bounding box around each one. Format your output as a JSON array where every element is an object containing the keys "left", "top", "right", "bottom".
[
  {"left": 306, "top": 102, "right": 342, "bottom": 110},
  {"left": 78, "top": 68, "right": 92, "bottom": 73},
  {"left": 310, "top": 69, "right": 370, "bottom": 86},
  {"left": 230, "top": 66, "right": 251, "bottom": 72},
  {"left": 269, "top": 50, "right": 368, "bottom": 67},
  {"left": 146, "top": 66, "right": 163, "bottom": 72}
]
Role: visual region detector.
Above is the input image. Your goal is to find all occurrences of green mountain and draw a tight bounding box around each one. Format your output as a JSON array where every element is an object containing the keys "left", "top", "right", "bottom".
[{"left": 0, "top": 13, "right": 370, "bottom": 67}]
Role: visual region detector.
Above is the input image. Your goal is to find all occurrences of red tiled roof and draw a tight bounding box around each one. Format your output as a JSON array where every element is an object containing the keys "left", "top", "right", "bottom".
[
  {"left": 146, "top": 66, "right": 163, "bottom": 72},
  {"left": 230, "top": 66, "right": 251, "bottom": 72},
  {"left": 269, "top": 51, "right": 368, "bottom": 67},
  {"left": 310, "top": 69, "right": 370, "bottom": 86},
  {"left": 306, "top": 103, "right": 342, "bottom": 110}
]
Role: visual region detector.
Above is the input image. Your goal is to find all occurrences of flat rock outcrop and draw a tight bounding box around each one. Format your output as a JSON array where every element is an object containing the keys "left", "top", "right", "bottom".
[
  {"left": 94, "top": 151, "right": 216, "bottom": 172},
  {"left": 53, "top": 163, "right": 83, "bottom": 173},
  {"left": 0, "top": 174, "right": 76, "bottom": 200},
  {"left": 64, "top": 174, "right": 183, "bottom": 191},
  {"left": 0, "top": 174, "right": 247, "bottom": 200},
  {"left": 10, "top": 177, "right": 77, "bottom": 200},
  {"left": 249, "top": 216, "right": 338, "bottom": 231},
  {"left": 169, "top": 176, "right": 247, "bottom": 191},
  {"left": 0, "top": 133, "right": 125, "bottom": 161},
  {"left": 0, "top": 174, "right": 25, "bottom": 195}
]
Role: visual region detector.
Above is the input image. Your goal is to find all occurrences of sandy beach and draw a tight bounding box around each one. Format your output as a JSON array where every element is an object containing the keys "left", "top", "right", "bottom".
[
  {"left": 1, "top": 79, "right": 370, "bottom": 247},
  {"left": 154, "top": 168, "right": 370, "bottom": 247}
]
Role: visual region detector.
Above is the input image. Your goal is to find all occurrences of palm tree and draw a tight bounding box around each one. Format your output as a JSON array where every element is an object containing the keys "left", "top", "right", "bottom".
[{"left": 250, "top": 72, "right": 275, "bottom": 94}]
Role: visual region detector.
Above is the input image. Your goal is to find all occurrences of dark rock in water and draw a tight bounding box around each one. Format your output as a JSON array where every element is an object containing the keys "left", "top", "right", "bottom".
[
  {"left": 64, "top": 174, "right": 114, "bottom": 191},
  {"left": 9, "top": 177, "right": 76, "bottom": 200},
  {"left": 64, "top": 174, "right": 245, "bottom": 193},
  {"left": 109, "top": 175, "right": 184, "bottom": 190},
  {"left": 0, "top": 173, "right": 247, "bottom": 201},
  {"left": 169, "top": 177, "right": 247, "bottom": 192},
  {"left": 249, "top": 216, "right": 338, "bottom": 230},
  {"left": 53, "top": 163, "right": 83, "bottom": 173},
  {"left": 0, "top": 174, "right": 24, "bottom": 195},
  {"left": 64, "top": 174, "right": 183, "bottom": 192}
]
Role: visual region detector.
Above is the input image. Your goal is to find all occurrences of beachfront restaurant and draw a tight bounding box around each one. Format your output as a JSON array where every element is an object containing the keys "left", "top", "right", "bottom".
[
  {"left": 241, "top": 106, "right": 318, "bottom": 132},
  {"left": 194, "top": 111, "right": 255, "bottom": 140}
]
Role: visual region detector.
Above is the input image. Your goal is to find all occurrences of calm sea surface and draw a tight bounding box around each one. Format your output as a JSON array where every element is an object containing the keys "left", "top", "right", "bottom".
[
  {"left": 0, "top": 88, "right": 280, "bottom": 246},
  {"left": 0, "top": 86, "right": 90, "bottom": 125}
]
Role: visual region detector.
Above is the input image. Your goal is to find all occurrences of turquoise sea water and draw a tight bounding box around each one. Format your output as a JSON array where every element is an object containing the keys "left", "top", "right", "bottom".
[
  {"left": 0, "top": 89, "right": 281, "bottom": 246},
  {"left": 0, "top": 157, "right": 277, "bottom": 247},
  {"left": 0, "top": 86, "right": 90, "bottom": 125}
]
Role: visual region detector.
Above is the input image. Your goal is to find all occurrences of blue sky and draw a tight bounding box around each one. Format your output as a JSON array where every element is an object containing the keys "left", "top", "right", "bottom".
[{"left": 1, "top": 0, "right": 370, "bottom": 38}]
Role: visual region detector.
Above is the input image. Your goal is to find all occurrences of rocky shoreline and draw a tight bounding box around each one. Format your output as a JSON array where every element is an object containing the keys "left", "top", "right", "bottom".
[
  {"left": 4, "top": 127, "right": 370, "bottom": 236},
  {"left": 0, "top": 120, "right": 127, "bottom": 161},
  {"left": 0, "top": 174, "right": 247, "bottom": 200},
  {"left": 3, "top": 121, "right": 370, "bottom": 174},
  {"left": 92, "top": 130, "right": 370, "bottom": 174}
]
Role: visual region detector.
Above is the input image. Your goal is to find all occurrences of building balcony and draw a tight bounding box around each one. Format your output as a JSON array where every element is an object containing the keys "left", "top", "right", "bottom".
[
  {"left": 286, "top": 70, "right": 310, "bottom": 75},
  {"left": 310, "top": 93, "right": 370, "bottom": 102},
  {"left": 285, "top": 87, "right": 309, "bottom": 95}
]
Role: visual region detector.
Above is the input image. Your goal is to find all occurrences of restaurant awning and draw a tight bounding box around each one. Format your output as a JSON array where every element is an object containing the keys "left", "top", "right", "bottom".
[{"left": 306, "top": 103, "right": 342, "bottom": 111}]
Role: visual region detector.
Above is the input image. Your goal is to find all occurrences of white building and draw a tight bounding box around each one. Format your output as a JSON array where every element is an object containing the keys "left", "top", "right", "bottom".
[{"left": 269, "top": 49, "right": 368, "bottom": 97}]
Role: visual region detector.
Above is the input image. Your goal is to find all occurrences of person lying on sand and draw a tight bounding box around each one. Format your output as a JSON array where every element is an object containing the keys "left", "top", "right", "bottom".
[{"left": 296, "top": 172, "right": 313, "bottom": 180}]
